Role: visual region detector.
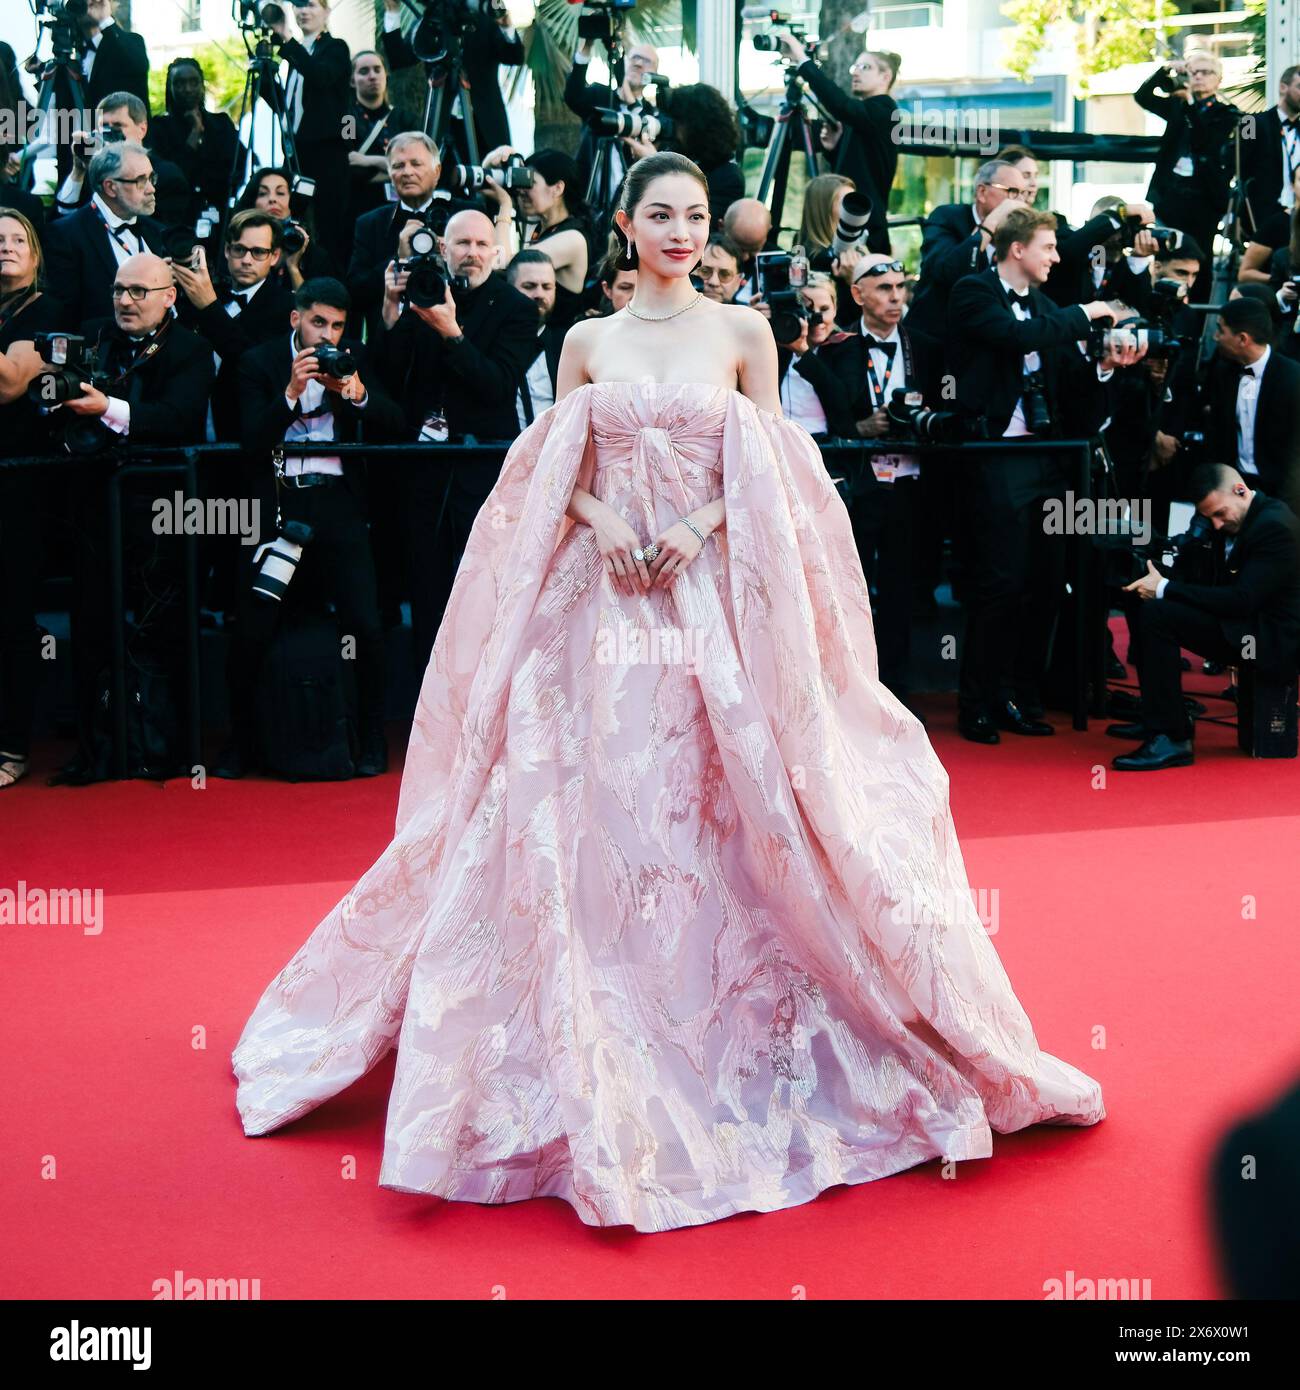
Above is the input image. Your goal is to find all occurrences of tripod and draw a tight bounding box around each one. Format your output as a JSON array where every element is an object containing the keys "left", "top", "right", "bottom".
[
  {"left": 226, "top": 24, "right": 304, "bottom": 208},
  {"left": 21, "top": 20, "right": 89, "bottom": 189},
  {"left": 1198, "top": 117, "right": 1249, "bottom": 364},
  {"left": 755, "top": 62, "right": 827, "bottom": 237},
  {"left": 397, "top": 0, "right": 482, "bottom": 168}
]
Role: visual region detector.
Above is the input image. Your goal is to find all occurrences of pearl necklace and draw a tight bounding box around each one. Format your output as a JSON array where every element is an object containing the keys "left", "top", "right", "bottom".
[{"left": 624, "top": 293, "right": 704, "bottom": 322}]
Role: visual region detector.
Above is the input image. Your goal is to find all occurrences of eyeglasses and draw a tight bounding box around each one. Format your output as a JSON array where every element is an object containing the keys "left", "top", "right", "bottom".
[
  {"left": 227, "top": 244, "right": 275, "bottom": 261},
  {"left": 698, "top": 265, "right": 736, "bottom": 281},
  {"left": 849, "top": 62, "right": 876, "bottom": 74},
  {"left": 854, "top": 260, "right": 905, "bottom": 281},
  {"left": 112, "top": 172, "right": 157, "bottom": 189},
  {"left": 990, "top": 184, "right": 1030, "bottom": 200},
  {"left": 111, "top": 284, "right": 171, "bottom": 301}
]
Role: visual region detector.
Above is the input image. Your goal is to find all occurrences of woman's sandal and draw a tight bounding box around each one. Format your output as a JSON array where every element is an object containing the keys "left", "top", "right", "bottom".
[{"left": 0, "top": 753, "right": 30, "bottom": 788}]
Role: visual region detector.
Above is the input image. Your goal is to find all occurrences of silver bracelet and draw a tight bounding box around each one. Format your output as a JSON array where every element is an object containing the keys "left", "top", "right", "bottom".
[{"left": 679, "top": 516, "right": 707, "bottom": 545}]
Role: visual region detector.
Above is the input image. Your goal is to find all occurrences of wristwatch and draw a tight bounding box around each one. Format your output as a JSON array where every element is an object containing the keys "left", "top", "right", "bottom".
[{"left": 445, "top": 333, "right": 466, "bottom": 347}]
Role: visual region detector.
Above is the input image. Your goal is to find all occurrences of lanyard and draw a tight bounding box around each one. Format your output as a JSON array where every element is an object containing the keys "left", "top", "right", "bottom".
[
  {"left": 94, "top": 202, "right": 139, "bottom": 257},
  {"left": 863, "top": 330, "right": 913, "bottom": 411}
]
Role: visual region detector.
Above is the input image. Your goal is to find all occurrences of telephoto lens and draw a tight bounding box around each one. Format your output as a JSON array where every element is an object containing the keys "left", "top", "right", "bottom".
[
  {"left": 251, "top": 520, "right": 314, "bottom": 603},
  {"left": 831, "top": 192, "right": 873, "bottom": 259}
]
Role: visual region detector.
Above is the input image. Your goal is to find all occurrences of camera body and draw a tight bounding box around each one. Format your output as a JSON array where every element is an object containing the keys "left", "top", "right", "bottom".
[
  {"left": 312, "top": 343, "right": 356, "bottom": 379},
  {"left": 577, "top": 0, "right": 637, "bottom": 44},
  {"left": 755, "top": 247, "right": 810, "bottom": 343},
  {"left": 279, "top": 218, "right": 307, "bottom": 255},
  {"left": 753, "top": 15, "right": 819, "bottom": 60},
  {"left": 28, "top": 332, "right": 106, "bottom": 408},
  {"left": 402, "top": 224, "right": 469, "bottom": 309},
  {"left": 886, "top": 388, "right": 990, "bottom": 445}
]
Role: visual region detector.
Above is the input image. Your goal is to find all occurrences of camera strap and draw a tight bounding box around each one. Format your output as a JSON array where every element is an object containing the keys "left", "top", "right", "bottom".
[
  {"left": 0, "top": 285, "right": 37, "bottom": 335},
  {"left": 863, "top": 330, "right": 913, "bottom": 412},
  {"left": 356, "top": 109, "right": 392, "bottom": 157},
  {"left": 99, "top": 317, "right": 172, "bottom": 388}
]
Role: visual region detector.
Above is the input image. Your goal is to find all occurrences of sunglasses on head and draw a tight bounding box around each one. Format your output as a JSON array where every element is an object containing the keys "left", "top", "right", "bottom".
[{"left": 854, "top": 260, "right": 905, "bottom": 282}]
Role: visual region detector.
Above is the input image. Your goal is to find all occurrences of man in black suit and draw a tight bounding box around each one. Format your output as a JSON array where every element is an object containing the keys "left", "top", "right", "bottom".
[
  {"left": 218, "top": 277, "right": 404, "bottom": 779},
  {"left": 380, "top": 0, "right": 525, "bottom": 160},
  {"left": 342, "top": 47, "right": 417, "bottom": 226},
  {"left": 1242, "top": 66, "right": 1300, "bottom": 241},
  {"left": 374, "top": 208, "right": 538, "bottom": 670},
  {"left": 48, "top": 251, "right": 215, "bottom": 783},
  {"left": 564, "top": 32, "right": 661, "bottom": 200},
  {"left": 42, "top": 141, "right": 167, "bottom": 328},
  {"left": 266, "top": 0, "right": 352, "bottom": 268},
  {"left": 506, "top": 249, "right": 564, "bottom": 429},
  {"left": 78, "top": 0, "right": 149, "bottom": 110},
  {"left": 905, "top": 159, "right": 1029, "bottom": 337},
  {"left": 1197, "top": 297, "right": 1300, "bottom": 512},
  {"left": 171, "top": 209, "right": 296, "bottom": 441},
  {"left": 1044, "top": 194, "right": 1161, "bottom": 313},
  {"left": 346, "top": 131, "right": 489, "bottom": 339},
  {"left": 821, "top": 255, "right": 943, "bottom": 707},
  {"left": 1134, "top": 53, "right": 1240, "bottom": 299},
  {"left": 946, "top": 208, "right": 1137, "bottom": 744},
  {"left": 774, "top": 32, "right": 899, "bottom": 256},
  {"left": 53, "top": 92, "right": 191, "bottom": 228},
  {"left": 1111, "top": 465, "right": 1300, "bottom": 770}
]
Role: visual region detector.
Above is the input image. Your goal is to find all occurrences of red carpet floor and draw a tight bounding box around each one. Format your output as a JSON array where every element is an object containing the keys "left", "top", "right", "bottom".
[{"left": 4, "top": 667, "right": 1299, "bottom": 1300}]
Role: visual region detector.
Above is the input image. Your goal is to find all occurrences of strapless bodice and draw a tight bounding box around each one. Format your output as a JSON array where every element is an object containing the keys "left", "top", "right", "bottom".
[{"left": 582, "top": 381, "right": 731, "bottom": 498}]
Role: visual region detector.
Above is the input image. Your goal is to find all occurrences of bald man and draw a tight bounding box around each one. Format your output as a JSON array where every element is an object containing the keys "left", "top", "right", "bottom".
[
  {"left": 565, "top": 31, "right": 662, "bottom": 197},
  {"left": 373, "top": 201, "right": 540, "bottom": 669},
  {"left": 722, "top": 198, "right": 773, "bottom": 304},
  {"left": 51, "top": 249, "right": 216, "bottom": 784}
]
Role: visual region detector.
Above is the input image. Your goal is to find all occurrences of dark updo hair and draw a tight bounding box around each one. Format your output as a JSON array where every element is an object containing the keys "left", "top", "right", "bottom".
[
  {"left": 525, "top": 149, "right": 590, "bottom": 226},
  {"left": 613, "top": 150, "right": 710, "bottom": 270}
]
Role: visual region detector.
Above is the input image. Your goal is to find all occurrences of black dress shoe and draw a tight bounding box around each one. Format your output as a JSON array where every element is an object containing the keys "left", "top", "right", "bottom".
[
  {"left": 47, "top": 758, "right": 98, "bottom": 787},
  {"left": 992, "top": 700, "right": 1054, "bottom": 735},
  {"left": 213, "top": 745, "right": 250, "bottom": 779},
  {"left": 958, "top": 713, "right": 1001, "bottom": 744},
  {"left": 1112, "top": 734, "right": 1194, "bottom": 771},
  {"left": 1105, "top": 720, "right": 1150, "bottom": 740},
  {"left": 356, "top": 739, "right": 389, "bottom": 777}
]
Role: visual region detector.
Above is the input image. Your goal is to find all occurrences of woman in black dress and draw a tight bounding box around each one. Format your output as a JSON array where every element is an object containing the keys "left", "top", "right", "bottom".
[
  {"left": 147, "top": 58, "right": 244, "bottom": 223},
  {"left": 0, "top": 209, "right": 60, "bottom": 788}
]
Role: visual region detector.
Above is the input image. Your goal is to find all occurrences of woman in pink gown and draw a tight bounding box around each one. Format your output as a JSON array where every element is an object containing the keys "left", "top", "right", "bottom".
[{"left": 233, "top": 152, "right": 1104, "bottom": 1233}]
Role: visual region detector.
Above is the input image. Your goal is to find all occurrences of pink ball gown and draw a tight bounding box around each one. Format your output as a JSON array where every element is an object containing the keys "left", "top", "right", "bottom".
[{"left": 232, "top": 380, "right": 1104, "bottom": 1232}]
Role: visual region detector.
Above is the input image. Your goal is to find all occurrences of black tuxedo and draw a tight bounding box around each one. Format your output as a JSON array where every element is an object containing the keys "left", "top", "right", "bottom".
[
  {"left": 1135, "top": 493, "right": 1300, "bottom": 741},
  {"left": 1241, "top": 106, "right": 1297, "bottom": 238},
  {"left": 146, "top": 111, "right": 244, "bottom": 220},
  {"left": 1045, "top": 209, "right": 1153, "bottom": 313},
  {"left": 1201, "top": 351, "right": 1300, "bottom": 509},
  {"left": 518, "top": 321, "right": 565, "bottom": 426},
  {"left": 563, "top": 58, "right": 653, "bottom": 198},
  {"left": 819, "top": 322, "right": 944, "bottom": 442},
  {"left": 774, "top": 343, "right": 849, "bottom": 437},
  {"left": 382, "top": 14, "right": 523, "bottom": 158},
  {"left": 54, "top": 153, "right": 193, "bottom": 231},
  {"left": 946, "top": 270, "right": 1108, "bottom": 720},
  {"left": 84, "top": 23, "right": 150, "bottom": 111},
  {"left": 906, "top": 204, "right": 995, "bottom": 337},
  {"left": 345, "top": 192, "right": 483, "bottom": 338},
  {"left": 82, "top": 315, "right": 215, "bottom": 445},
  {"left": 795, "top": 61, "right": 897, "bottom": 254},
  {"left": 42, "top": 202, "right": 168, "bottom": 328},
  {"left": 180, "top": 278, "right": 296, "bottom": 441},
  {"left": 374, "top": 272, "right": 538, "bottom": 670}
]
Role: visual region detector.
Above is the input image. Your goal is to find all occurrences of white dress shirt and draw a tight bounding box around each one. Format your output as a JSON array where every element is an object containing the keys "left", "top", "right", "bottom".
[
  {"left": 517, "top": 339, "right": 555, "bottom": 431},
  {"left": 81, "top": 18, "right": 113, "bottom": 83},
  {"left": 859, "top": 320, "right": 919, "bottom": 479},
  {"left": 285, "top": 33, "right": 318, "bottom": 134},
  {"left": 1236, "top": 346, "right": 1270, "bottom": 477},
  {"left": 91, "top": 192, "right": 144, "bottom": 266},
  {"left": 281, "top": 331, "right": 368, "bottom": 477},
  {"left": 1280, "top": 106, "right": 1299, "bottom": 209},
  {"left": 998, "top": 274, "right": 1041, "bottom": 438}
]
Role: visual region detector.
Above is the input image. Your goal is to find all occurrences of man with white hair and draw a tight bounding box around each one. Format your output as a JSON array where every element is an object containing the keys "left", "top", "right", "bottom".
[
  {"left": 1135, "top": 50, "right": 1239, "bottom": 299},
  {"left": 374, "top": 206, "right": 540, "bottom": 671},
  {"left": 43, "top": 141, "right": 167, "bottom": 327}
]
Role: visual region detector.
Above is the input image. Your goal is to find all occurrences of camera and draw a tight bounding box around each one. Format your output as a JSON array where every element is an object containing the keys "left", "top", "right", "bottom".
[
  {"left": 885, "top": 388, "right": 990, "bottom": 445},
  {"left": 312, "top": 343, "right": 356, "bottom": 379},
  {"left": 28, "top": 333, "right": 104, "bottom": 408},
  {"left": 752, "top": 11, "right": 819, "bottom": 59},
  {"left": 1021, "top": 369, "right": 1053, "bottom": 434},
  {"left": 1086, "top": 319, "right": 1168, "bottom": 362},
  {"left": 402, "top": 225, "right": 469, "bottom": 309},
  {"left": 831, "top": 191, "right": 872, "bottom": 259},
  {"left": 161, "top": 216, "right": 216, "bottom": 265},
  {"left": 251, "top": 519, "right": 313, "bottom": 603},
  {"left": 279, "top": 218, "right": 307, "bottom": 255},
  {"left": 577, "top": 0, "right": 637, "bottom": 45},
  {"left": 590, "top": 107, "right": 673, "bottom": 145},
  {"left": 34, "top": 0, "right": 89, "bottom": 62},
  {"left": 755, "top": 247, "right": 810, "bottom": 343}
]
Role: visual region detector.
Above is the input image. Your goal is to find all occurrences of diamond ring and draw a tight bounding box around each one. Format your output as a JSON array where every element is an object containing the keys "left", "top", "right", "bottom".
[
  {"left": 633, "top": 548, "right": 644, "bottom": 562},
  {"left": 643, "top": 544, "right": 660, "bottom": 563}
]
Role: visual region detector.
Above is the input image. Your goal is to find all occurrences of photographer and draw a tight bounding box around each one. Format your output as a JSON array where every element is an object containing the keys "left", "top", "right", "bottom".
[
  {"left": 663, "top": 84, "right": 745, "bottom": 227},
  {"left": 564, "top": 33, "right": 661, "bottom": 197},
  {"left": 346, "top": 132, "right": 489, "bottom": 338},
  {"left": 1241, "top": 66, "right": 1300, "bottom": 240},
  {"left": 171, "top": 209, "right": 295, "bottom": 441},
  {"left": 906, "top": 159, "right": 1030, "bottom": 337},
  {"left": 43, "top": 142, "right": 167, "bottom": 327},
  {"left": 75, "top": 0, "right": 149, "bottom": 111},
  {"left": 380, "top": 0, "right": 524, "bottom": 161},
  {"left": 220, "top": 277, "right": 404, "bottom": 780},
  {"left": 484, "top": 148, "right": 591, "bottom": 335},
  {"left": 1111, "top": 464, "right": 1300, "bottom": 771},
  {"left": 798, "top": 173, "right": 860, "bottom": 327},
  {"left": 1044, "top": 194, "right": 1162, "bottom": 313},
  {"left": 507, "top": 249, "right": 562, "bottom": 429},
  {"left": 1134, "top": 51, "right": 1239, "bottom": 300},
  {"left": 0, "top": 209, "right": 60, "bottom": 790},
  {"left": 374, "top": 208, "right": 538, "bottom": 670},
  {"left": 750, "top": 271, "right": 848, "bottom": 439},
  {"left": 946, "top": 207, "right": 1141, "bottom": 745},
  {"left": 48, "top": 252, "right": 214, "bottom": 784},
  {"left": 774, "top": 33, "right": 899, "bottom": 256},
  {"left": 265, "top": 0, "right": 352, "bottom": 267},
  {"left": 722, "top": 198, "right": 773, "bottom": 304},
  {"left": 343, "top": 48, "right": 417, "bottom": 224},
  {"left": 54, "top": 93, "right": 190, "bottom": 227},
  {"left": 1194, "top": 298, "right": 1300, "bottom": 511},
  {"left": 694, "top": 233, "right": 744, "bottom": 304},
  {"left": 820, "top": 254, "right": 944, "bottom": 707},
  {"left": 234, "top": 166, "right": 336, "bottom": 291},
  {"left": 586, "top": 242, "right": 636, "bottom": 316},
  {"left": 146, "top": 58, "right": 244, "bottom": 225}
]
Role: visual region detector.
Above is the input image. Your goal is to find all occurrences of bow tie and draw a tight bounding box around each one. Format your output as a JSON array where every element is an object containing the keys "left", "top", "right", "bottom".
[
  {"left": 864, "top": 335, "right": 896, "bottom": 356},
  {"left": 1234, "top": 362, "right": 1259, "bottom": 379},
  {"left": 1007, "top": 289, "right": 1031, "bottom": 310},
  {"left": 1284, "top": 116, "right": 1300, "bottom": 130},
  {"left": 221, "top": 287, "right": 250, "bottom": 307}
]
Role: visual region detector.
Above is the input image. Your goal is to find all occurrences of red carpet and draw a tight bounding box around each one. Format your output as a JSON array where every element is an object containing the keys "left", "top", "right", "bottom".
[{"left": 4, "top": 668, "right": 1299, "bottom": 1299}]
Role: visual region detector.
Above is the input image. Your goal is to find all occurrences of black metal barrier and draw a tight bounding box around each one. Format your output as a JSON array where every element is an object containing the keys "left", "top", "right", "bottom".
[{"left": 3, "top": 434, "right": 1102, "bottom": 774}]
